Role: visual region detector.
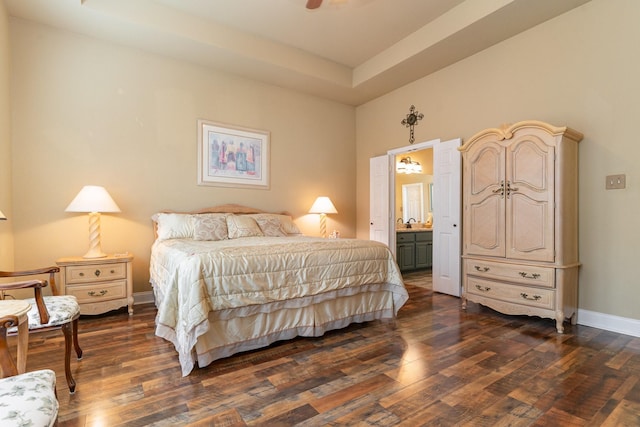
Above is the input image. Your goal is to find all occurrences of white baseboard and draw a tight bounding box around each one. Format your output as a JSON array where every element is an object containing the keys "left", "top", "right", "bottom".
[
  {"left": 133, "top": 291, "right": 155, "bottom": 305},
  {"left": 578, "top": 308, "right": 640, "bottom": 338}
]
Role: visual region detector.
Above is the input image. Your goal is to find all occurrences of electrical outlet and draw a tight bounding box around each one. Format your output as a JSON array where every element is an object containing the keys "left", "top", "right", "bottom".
[{"left": 605, "top": 174, "right": 626, "bottom": 190}]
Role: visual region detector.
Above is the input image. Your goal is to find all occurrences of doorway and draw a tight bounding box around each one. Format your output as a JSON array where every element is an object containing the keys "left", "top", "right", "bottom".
[{"left": 370, "top": 138, "right": 461, "bottom": 297}]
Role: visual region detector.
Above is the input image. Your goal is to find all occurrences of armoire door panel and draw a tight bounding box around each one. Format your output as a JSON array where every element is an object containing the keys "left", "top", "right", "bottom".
[
  {"left": 469, "top": 144, "right": 504, "bottom": 195},
  {"left": 465, "top": 140, "right": 505, "bottom": 257},
  {"left": 509, "top": 136, "right": 551, "bottom": 191},
  {"left": 467, "top": 195, "right": 505, "bottom": 256},
  {"left": 506, "top": 136, "right": 555, "bottom": 262},
  {"left": 507, "top": 194, "right": 553, "bottom": 261}
]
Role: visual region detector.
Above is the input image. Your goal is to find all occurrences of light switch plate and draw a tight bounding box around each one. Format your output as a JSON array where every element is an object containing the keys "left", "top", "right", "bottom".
[{"left": 606, "top": 174, "right": 626, "bottom": 190}]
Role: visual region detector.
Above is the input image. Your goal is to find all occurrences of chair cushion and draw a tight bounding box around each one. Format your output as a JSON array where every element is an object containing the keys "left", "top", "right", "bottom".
[
  {"left": 25, "top": 295, "right": 80, "bottom": 329},
  {"left": 0, "top": 369, "right": 58, "bottom": 427}
]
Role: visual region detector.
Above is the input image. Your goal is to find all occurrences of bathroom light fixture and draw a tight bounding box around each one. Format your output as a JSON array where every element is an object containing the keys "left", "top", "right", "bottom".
[
  {"left": 65, "top": 185, "right": 121, "bottom": 258},
  {"left": 309, "top": 196, "right": 338, "bottom": 238},
  {"left": 396, "top": 157, "right": 423, "bottom": 174}
]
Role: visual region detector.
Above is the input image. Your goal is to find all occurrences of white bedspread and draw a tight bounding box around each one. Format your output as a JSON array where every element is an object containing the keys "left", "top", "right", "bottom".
[{"left": 150, "top": 236, "right": 407, "bottom": 375}]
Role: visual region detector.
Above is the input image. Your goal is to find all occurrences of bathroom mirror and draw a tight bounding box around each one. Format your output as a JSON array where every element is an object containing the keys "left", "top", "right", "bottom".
[{"left": 401, "top": 183, "right": 424, "bottom": 223}]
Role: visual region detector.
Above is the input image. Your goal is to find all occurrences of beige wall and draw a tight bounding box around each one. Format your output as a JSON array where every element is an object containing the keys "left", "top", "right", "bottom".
[
  {"left": 356, "top": 0, "right": 640, "bottom": 321},
  {"left": 0, "top": 1, "right": 13, "bottom": 270},
  {"left": 9, "top": 20, "right": 355, "bottom": 293}
]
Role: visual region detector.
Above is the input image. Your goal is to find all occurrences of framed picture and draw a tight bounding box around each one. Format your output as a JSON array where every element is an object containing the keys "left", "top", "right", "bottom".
[{"left": 197, "top": 119, "right": 270, "bottom": 189}]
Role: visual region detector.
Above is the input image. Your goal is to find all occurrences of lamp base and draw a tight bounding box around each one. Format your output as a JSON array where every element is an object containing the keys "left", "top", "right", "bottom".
[
  {"left": 319, "top": 213, "right": 327, "bottom": 238},
  {"left": 83, "top": 249, "right": 107, "bottom": 259},
  {"left": 83, "top": 212, "right": 107, "bottom": 258}
]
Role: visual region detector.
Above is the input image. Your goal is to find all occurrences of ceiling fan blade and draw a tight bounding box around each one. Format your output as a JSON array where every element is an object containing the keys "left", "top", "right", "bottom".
[{"left": 306, "top": 0, "right": 323, "bottom": 9}]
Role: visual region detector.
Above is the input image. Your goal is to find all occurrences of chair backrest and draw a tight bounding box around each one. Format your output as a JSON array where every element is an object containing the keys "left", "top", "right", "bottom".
[
  {"left": 0, "top": 266, "right": 59, "bottom": 295},
  {"left": 0, "top": 267, "right": 61, "bottom": 325}
]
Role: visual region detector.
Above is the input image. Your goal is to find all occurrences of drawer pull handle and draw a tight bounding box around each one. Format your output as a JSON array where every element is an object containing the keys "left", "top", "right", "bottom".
[
  {"left": 474, "top": 266, "right": 490, "bottom": 272},
  {"left": 519, "top": 272, "right": 540, "bottom": 279},
  {"left": 79, "top": 272, "right": 84, "bottom": 277},
  {"left": 94, "top": 270, "right": 101, "bottom": 277},
  {"left": 88, "top": 290, "right": 108, "bottom": 297},
  {"left": 520, "top": 293, "right": 541, "bottom": 301},
  {"left": 110, "top": 270, "right": 115, "bottom": 274},
  {"left": 475, "top": 284, "right": 491, "bottom": 292}
]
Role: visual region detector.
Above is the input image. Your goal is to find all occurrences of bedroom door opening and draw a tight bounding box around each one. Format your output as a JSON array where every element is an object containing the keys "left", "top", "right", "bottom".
[{"left": 370, "top": 138, "right": 461, "bottom": 297}]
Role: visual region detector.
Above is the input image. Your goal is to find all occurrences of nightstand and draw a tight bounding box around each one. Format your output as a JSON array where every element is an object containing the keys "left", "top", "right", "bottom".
[{"left": 56, "top": 254, "right": 134, "bottom": 316}]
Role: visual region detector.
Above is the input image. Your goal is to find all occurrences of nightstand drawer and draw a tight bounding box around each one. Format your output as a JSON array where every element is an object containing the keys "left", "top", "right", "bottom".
[
  {"left": 65, "top": 280, "right": 127, "bottom": 304},
  {"left": 66, "top": 263, "right": 127, "bottom": 284}
]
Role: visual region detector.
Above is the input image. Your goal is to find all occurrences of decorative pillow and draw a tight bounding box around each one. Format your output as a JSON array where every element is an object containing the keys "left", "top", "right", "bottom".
[
  {"left": 278, "top": 215, "right": 302, "bottom": 235},
  {"left": 248, "top": 214, "right": 302, "bottom": 235},
  {"left": 193, "top": 213, "right": 228, "bottom": 241},
  {"left": 253, "top": 215, "right": 287, "bottom": 237},
  {"left": 226, "top": 215, "right": 264, "bottom": 239},
  {"left": 154, "top": 213, "right": 194, "bottom": 240}
]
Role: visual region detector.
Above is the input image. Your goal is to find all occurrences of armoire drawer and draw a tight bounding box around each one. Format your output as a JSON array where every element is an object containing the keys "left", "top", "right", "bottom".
[
  {"left": 466, "top": 276, "right": 555, "bottom": 310},
  {"left": 465, "top": 259, "right": 554, "bottom": 288}
]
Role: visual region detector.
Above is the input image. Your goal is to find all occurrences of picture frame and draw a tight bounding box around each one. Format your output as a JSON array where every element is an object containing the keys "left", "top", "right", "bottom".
[{"left": 197, "top": 119, "right": 270, "bottom": 189}]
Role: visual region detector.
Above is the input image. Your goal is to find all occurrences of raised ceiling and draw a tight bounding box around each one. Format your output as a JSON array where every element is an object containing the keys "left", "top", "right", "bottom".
[{"left": 5, "top": 0, "right": 591, "bottom": 105}]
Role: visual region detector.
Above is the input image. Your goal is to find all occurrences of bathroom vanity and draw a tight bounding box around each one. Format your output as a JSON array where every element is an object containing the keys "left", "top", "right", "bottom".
[{"left": 396, "top": 229, "right": 432, "bottom": 272}]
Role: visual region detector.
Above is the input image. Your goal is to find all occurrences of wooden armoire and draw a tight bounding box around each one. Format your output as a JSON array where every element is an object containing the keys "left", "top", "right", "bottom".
[{"left": 459, "top": 120, "right": 583, "bottom": 333}]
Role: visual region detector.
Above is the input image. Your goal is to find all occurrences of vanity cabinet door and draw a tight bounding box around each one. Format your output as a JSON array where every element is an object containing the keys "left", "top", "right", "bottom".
[
  {"left": 415, "top": 232, "right": 433, "bottom": 269},
  {"left": 397, "top": 243, "right": 415, "bottom": 271}
]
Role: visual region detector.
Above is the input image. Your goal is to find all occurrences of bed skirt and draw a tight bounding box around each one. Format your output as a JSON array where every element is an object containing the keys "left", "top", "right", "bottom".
[{"left": 155, "top": 286, "right": 401, "bottom": 376}]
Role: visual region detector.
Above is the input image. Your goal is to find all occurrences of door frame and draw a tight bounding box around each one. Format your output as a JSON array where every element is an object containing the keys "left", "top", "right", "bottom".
[{"left": 387, "top": 139, "right": 440, "bottom": 252}]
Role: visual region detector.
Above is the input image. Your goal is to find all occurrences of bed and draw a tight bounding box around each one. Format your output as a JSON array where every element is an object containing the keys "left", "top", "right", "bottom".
[{"left": 149, "top": 204, "right": 408, "bottom": 376}]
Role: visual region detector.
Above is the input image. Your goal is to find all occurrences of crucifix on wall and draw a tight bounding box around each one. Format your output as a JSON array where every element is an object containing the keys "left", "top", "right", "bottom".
[{"left": 401, "top": 105, "right": 424, "bottom": 144}]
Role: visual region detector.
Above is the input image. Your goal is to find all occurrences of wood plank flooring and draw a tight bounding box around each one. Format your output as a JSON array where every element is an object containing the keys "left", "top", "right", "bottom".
[{"left": 12, "top": 270, "right": 640, "bottom": 426}]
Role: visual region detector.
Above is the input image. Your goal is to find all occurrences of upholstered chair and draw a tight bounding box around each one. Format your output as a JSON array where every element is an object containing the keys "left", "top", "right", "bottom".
[
  {"left": 0, "top": 314, "right": 59, "bottom": 427},
  {"left": 0, "top": 267, "right": 82, "bottom": 393}
]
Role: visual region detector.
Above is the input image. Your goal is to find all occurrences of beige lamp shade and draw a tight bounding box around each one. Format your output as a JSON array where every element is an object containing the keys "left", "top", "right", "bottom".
[
  {"left": 66, "top": 186, "right": 120, "bottom": 258},
  {"left": 309, "top": 196, "right": 337, "bottom": 238},
  {"left": 65, "top": 185, "right": 121, "bottom": 213},
  {"left": 308, "top": 196, "right": 338, "bottom": 215},
  {"left": 0, "top": 210, "right": 6, "bottom": 220}
]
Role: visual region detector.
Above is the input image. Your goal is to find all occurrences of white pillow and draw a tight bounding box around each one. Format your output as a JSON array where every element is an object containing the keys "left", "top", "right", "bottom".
[
  {"left": 154, "top": 213, "right": 194, "bottom": 240},
  {"left": 193, "top": 213, "right": 228, "bottom": 241},
  {"left": 226, "top": 215, "right": 264, "bottom": 239}
]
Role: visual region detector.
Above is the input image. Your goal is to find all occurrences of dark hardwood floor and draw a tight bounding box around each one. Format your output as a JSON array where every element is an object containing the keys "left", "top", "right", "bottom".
[{"left": 12, "top": 270, "right": 640, "bottom": 426}]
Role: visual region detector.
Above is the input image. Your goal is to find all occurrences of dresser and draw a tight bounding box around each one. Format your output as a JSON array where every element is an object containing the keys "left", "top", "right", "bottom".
[
  {"left": 56, "top": 254, "right": 134, "bottom": 315},
  {"left": 459, "top": 121, "right": 582, "bottom": 333},
  {"left": 396, "top": 230, "right": 432, "bottom": 272}
]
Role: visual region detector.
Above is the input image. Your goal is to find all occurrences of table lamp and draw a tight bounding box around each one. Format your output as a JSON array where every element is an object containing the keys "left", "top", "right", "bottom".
[
  {"left": 65, "top": 185, "right": 121, "bottom": 258},
  {"left": 0, "top": 210, "right": 6, "bottom": 220},
  {"left": 309, "top": 196, "right": 337, "bottom": 238}
]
